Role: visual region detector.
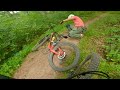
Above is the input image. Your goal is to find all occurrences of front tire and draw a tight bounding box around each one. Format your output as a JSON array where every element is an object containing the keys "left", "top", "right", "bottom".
[{"left": 48, "top": 42, "right": 80, "bottom": 72}]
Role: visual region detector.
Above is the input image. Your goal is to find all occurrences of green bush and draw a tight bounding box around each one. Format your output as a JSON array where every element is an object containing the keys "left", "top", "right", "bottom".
[{"left": 0, "top": 11, "right": 103, "bottom": 63}]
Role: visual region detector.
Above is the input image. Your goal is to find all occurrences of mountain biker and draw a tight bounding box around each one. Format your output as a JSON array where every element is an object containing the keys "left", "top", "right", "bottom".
[{"left": 60, "top": 14, "right": 86, "bottom": 38}]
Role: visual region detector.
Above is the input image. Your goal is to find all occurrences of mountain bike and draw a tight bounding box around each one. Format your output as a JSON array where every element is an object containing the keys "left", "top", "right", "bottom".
[
  {"left": 32, "top": 32, "right": 80, "bottom": 72},
  {"left": 66, "top": 52, "right": 110, "bottom": 79}
]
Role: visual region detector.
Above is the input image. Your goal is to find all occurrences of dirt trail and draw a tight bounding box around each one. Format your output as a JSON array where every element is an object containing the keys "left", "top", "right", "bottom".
[{"left": 13, "top": 13, "right": 107, "bottom": 79}]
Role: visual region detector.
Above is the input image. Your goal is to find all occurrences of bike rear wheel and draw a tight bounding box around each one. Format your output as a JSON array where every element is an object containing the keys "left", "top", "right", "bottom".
[
  {"left": 32, "top": 35, "right": 50, "bottom": 51},
  {"left": 67, "top": 71, "right": 110, "bottom": 79},
  {"left": 48, "top": 42, "right": 80, "bottom": 72},
  {"left": 67, "top": 53, "right": 101, "bottom": 79}
]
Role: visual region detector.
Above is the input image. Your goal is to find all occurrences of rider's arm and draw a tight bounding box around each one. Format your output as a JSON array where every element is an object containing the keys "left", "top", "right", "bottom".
[{"left": 63, "top": 17, "right": 74, "bottom": 22}]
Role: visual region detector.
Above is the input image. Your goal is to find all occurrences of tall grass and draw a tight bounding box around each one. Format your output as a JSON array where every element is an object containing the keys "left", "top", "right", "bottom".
[
  {"left": 0, "top": 11, "right": 104, "bottom": 63},
  {"left": 0, "top": 11, "right": 105, "bottom": 77},
  {"left": 77, "top": 11, "right": 120, "bottom": 79}
]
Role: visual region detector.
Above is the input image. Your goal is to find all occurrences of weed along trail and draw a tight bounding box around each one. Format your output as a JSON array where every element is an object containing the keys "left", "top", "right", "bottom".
[{"left": 13, "top": 13, "right": 108, "bottom": 79}]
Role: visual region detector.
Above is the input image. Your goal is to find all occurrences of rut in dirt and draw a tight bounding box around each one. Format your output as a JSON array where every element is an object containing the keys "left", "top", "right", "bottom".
[{"left": 13, "top": 12, "right": 108, "bottom": 79}]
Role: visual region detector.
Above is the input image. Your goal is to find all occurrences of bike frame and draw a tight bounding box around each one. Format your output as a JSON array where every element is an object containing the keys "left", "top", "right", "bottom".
[{"left": 47, "top": 34, "right": 64, "bottom": 56}]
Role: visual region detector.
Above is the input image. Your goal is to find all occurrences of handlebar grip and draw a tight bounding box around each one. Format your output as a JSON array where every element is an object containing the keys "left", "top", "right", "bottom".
[{"left": 60, "top": 21, "right": 64, "bottom": 24}]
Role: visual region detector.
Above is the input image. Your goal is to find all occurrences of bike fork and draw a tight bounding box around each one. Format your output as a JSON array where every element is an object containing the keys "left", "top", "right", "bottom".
[{"left": 48, "top": 43, "right": 66, "bottom": 59}]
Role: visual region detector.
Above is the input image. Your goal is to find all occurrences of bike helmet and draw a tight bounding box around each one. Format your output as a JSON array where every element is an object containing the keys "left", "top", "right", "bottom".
[{"left": 68, "top": 14, "right": 75, "bottom": 19}]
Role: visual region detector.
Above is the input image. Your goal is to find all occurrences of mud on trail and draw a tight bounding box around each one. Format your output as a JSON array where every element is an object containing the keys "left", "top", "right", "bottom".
[{"left": 13, "top": 13, "right": 107, "bottom": 79}]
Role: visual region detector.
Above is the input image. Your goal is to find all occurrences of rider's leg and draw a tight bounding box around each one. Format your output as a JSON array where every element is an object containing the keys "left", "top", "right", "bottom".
[
  {"left": 69, "top": 30, "right": 81, "bottom": 38},
  {"left": 69, "top": 27, "right": 84, "bottom": 38},
  {"left": 80, "top": 27, "right": 87, "bottom": 34},
  {"left": 66, "top": 24, "right": 74, "bottom": 31}
]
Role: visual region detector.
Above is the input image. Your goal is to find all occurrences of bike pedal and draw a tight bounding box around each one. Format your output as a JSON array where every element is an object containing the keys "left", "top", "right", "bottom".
[{"left": 63, "top": 36, "right": 68, "bottom": 38}]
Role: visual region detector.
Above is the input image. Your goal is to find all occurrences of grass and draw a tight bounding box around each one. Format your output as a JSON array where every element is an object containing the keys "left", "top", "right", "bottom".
[
  {"left": 61, "top": 11, "right": 120, "bottom": 79},
  {"left": 0, "top": 11, "right": 106, "bottom": 78},
  {"left": 57, "top": 11, "right": 120, "bottom": 79},
  {"left": 90, "top": 12, "right": 120, "bottom": 79}
]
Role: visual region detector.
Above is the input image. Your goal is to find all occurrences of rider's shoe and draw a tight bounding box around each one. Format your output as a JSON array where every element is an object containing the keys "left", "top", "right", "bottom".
[{"left": 80, "top": 34, "right": 84, "bottom": 38}]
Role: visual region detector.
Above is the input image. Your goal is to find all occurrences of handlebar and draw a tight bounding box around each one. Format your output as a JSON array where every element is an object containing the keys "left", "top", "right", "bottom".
[{"left": 60, "top": 20, "right": 64, "bottom": 24}]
